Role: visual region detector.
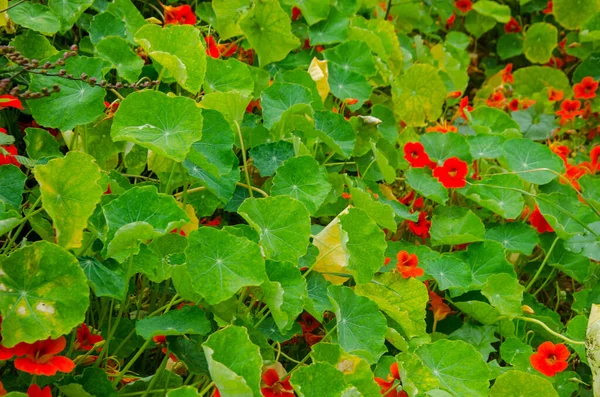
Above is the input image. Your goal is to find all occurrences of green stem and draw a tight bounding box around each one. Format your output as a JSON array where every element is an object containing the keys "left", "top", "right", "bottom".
[
  {"left": 525, "top": 236, "right": 559, "bottom": 292},
  {"left": 533, "top": 268, "right": 557, "bottom": 297},
  {"left": 234, "top": 121, "right": 254, "bottom": 198},
  {"left": 141, "top": 348, "right": 171, "bottom": 397},
  {"left": 198, "top": 381, "right": 215, "bottom": 396},
  {"left": 112, "top": 338, "right": 154, "bottom": 387},
  {"left": 513, "top": 316, "right": 586, "bottom": 345}
]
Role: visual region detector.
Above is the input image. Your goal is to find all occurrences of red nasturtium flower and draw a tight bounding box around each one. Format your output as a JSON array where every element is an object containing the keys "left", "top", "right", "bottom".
[
  {"left": 501, "top": 63, "right": 514, "bottom": 84},
  {"left": 549, "top": 142, "right": 570, "bottom": 165},
  {"left": 341, "top": 192, "right": 352, "bottom": 200},
  {"left": 530, "top": 341, "right": 569, "bottom": 377},
  {"left": 433, "top": 157, "right": 469, "bottom": 188},
  {"left": 161, "top": 3, "right": 196, "bottom": 25},
  {"left": 344, "top": 98, "right": 359, "bottom": 105},
  {"left": 0, "top": 381, "right": 5, "bottom": 397},
  {"left": 0, "top": 95, "right": 23, "bottom": 110},
  {"left": 14, "top": 336, "right": 75, "bottom": 376},
  {"left": 217, "top": 42, "right": 238, "bottom": 57},
  {"left": 0, "top": 128, "right": 20, "bottom": 167},
  {"left": 74, "top": 323, "right": 103, "bottom": 351},
  {"left": 291, "top": 6, "right": 302, "bottom": 21},
  {"left": 548, "top": 87, "right": 564, "bottom": 102},
  {"left": 528, "top": 205, "right": 554, "bottom": 233},
  {"left": 261, "top": 365, "right": 294, "bottom": 397},
  {"left": 486, "top": 91, "right": 506, "bottom": 108},
  {"left": 542, "top": 0, "right": 553, "bottom": 14},
  {"left": 573, "top": 76, "right": 599, "bottom": 100},
  {"left": 457, "top": 96, "right": 473, "bottom": 119},
  {"left": 504, "top": 17, "right": 522, "bottom": 33},
  {"left": 508, "top": 98, "right": 520, "bottom": 112},
  {"left": 298, "top": 312, "right": 320, "bottom": 334},
  {"left": 455, "top": 0, "right": 472, "bottom": 13},
  {"left": 205, "top": 36, "right": 220, "bottom": 59},
  {"left": 448, "top": 90, "right": 462, "bottom": 99},
  {"left": 27, "top": 385, "right": 52, "bottom": 397},
  {"left": 446, "top": 13, "right": 456, "bottom": 29},
  {"left": 407, "top": 211, "right": 431, "bottom": 239},
  {"left": 374, "top": 362, "right": 407, "bottom": 397},
  {"left": 395, "top": 251, "right": 424, "bottom": 279},
  {"left": 555, "top": 99, "right": 583, "bottom": 124},
  {"left": 404, "top": 142, "right": 433, "bottom": 168}
]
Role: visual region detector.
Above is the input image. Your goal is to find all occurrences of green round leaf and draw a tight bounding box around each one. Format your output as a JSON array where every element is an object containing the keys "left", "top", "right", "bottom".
[
  {"left": 405, "top": 168, "right": 449, "bottom": 205},
  {"left": 421, "top": 132, "right": 472, "bottom": 164},
  {"left": 482, "top": 273, "right": 524, "bottom": 317},
  {"left": 314, "top": 110, "right": 356, "bottom": 159},
  {"left": 485, "top": 223, "right": 539, "bottom": 255},
  {"left": 490, "top": 370, "right": 559, "bottom": 397},
  {"left": 472, "top": 0, "right": 511, "bottom": 22},
  {"left": 0, "top": 165, "right": 26, "bottom": 210},
  {"left": 323, "top": 40, "right": 376, "bottom": 77},
  {"left": 135, "top": 24, "right": 206, "bottom": 94},
  {"left": 8, "top": 2, "right": 60, "bottom": 34},
  {"left": 111, "top": 90, "right": 203, "bottom": 162},
  {"left": 260, "top": 82, "right": 313, "bottom": 130},
  {"left": 238, "top": 196, "right": 312, "bottom": 263},
  {"left": 523, "top": 23, "right": 557, "bottom": 64},
  {"left": 204, "top": 58, "right": 254, "bottom": 96},
  {"left": 34, "top": 151, "right": 103, "bottom": 249},
  {"left": 503, "top": 139, "right": 565, "bottom": 185},
  {"left": 185, "top": 227, "right": 267, "bottom": 305},
  {"left": 554, "top": 0, "right": 600, "bottom": 29},
  {"left": 415, "top": 339, "right": 491, "bottom": 397},
  {"left": 49, "top": 0, "right": 94, "bottom": 33},
  {"left": 203, "top": 326, "right": 262, "bottom": 397},
  {"left": 355, "top": 273, "right": 428, "bottom": 339},
  {"left": 284, "top": 0, "right": 329, "bottom": 25},
  {"left": 28, "top": 56, "right": 108, "bottom": 131},
  {"left": 430, "top": 206, "right": 485, "bottom": 246},
  {"left": 239, "top": 0, "right": 300, "bottom": 66},
  {"left": 10, "top": 30, "right": 58, "bottom": 60},
  {"left": 271, "top": 156, "right": 332, "bottom": 215},
  {"left": 512, "top": 66, "right": 571, "bottom": 98},
  {"left": 102, "top": 185, "right": 189, "bottom": 248},
  {"left": 249, "top": 141, "right": 295, "bottom": 177},
  {"left": 0, "top": 241, "right": 89, "bottom": 347},
  {"left": 290, "top": 362, "right": 349, "bottom": 397},
  {"left": 135, "top": 305, "right": 211, "bottom": 340},
  {"left": 328, "top": 285, "right": 387, "bottom": 364},
  {"left": 260, "top": 260, "right": 308, "bottom": 332},
  {"left": 392, "top": 64, "right": 446, "bottom": 127},
  {"left": 79, "top": 256, "right": 126, "bottom": 300},
  {"left": 95, "top": 36, "right": 144, "bottom": 83}
]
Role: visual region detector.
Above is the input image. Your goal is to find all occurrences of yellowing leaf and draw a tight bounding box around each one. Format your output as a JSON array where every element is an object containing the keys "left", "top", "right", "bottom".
[
  {"left": 0, "top": 0, "right": 7, "bottom": 27},
  {"left": 178, "top": 202, "right": 199, "bottom": 235},
  {"left": 308, "top": 57, "right": 330, "bottom": 102},
  {"left": 587, "top": 304, "right": 600, "bottom": 395},
  {"left": 312, "top": 207, "right": 350, "bottom": 285}
]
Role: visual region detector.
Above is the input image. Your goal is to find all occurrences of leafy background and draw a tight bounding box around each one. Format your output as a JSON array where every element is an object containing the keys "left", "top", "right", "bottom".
[{"left": 0, "top": 0, "right": 599, "bottom": 396}]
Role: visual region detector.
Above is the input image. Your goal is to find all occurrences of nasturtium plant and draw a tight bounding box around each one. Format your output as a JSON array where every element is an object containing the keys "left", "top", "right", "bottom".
[{"left": 0, "top": 0, "right": 598, "bottom": 395}]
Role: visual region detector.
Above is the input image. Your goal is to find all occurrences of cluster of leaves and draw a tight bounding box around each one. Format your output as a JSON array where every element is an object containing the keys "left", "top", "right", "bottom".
[{"left": 0, "top": 0, "right": 600, "bottom": 396}]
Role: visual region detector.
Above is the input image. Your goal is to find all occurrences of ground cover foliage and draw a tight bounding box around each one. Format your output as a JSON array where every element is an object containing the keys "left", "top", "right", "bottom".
[{"left": 0, "top": 0, "right": 600, "bottom": 395}]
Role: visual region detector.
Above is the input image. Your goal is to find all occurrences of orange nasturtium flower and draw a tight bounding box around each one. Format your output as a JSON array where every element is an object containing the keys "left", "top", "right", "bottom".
[
  {"left": 161, "top": 3, "right": 196, "bottom": 25},
  {"left": 573, "top": 76, "right": 599, "bottom": 100},
  {"left": 528, "top": 205, "right": 554, "bottom": 234},
  {"left": 395, "top": 251, "right": 424, "bottom": 279},
  {"left": 374, "top": 362, "right": 408, "bottom": 397},
  {"left": 260, "top": 364, "right": 294, "bottom": 397},
  {"left": 548, "top": 87, "right": 564, "bottom": 102},
  {"left": 501, "top": 63, "right": 514, "bottom": 84},
  {"left": 530, "top": 341, "right": 570, "bottom": 377},
  {"left": 555, "top": 99, "right": 583, "bottom": 124},
  {"left": 13, "top": 336, "right": 75, "bottom": 376},
  {"left": 428, "top": 289, "right": 453, "bottom": 322}
]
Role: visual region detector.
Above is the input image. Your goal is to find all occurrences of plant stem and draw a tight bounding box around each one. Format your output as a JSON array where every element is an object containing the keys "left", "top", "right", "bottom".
[
  {"left": 513, "top": 316, "right": 586, "bottom": 345},
  {"left": 234, "top": 121, "right": 254, "bottom": 198},
  {"left": 525, "top": 236, "right": 559, "bottom": 292}
]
